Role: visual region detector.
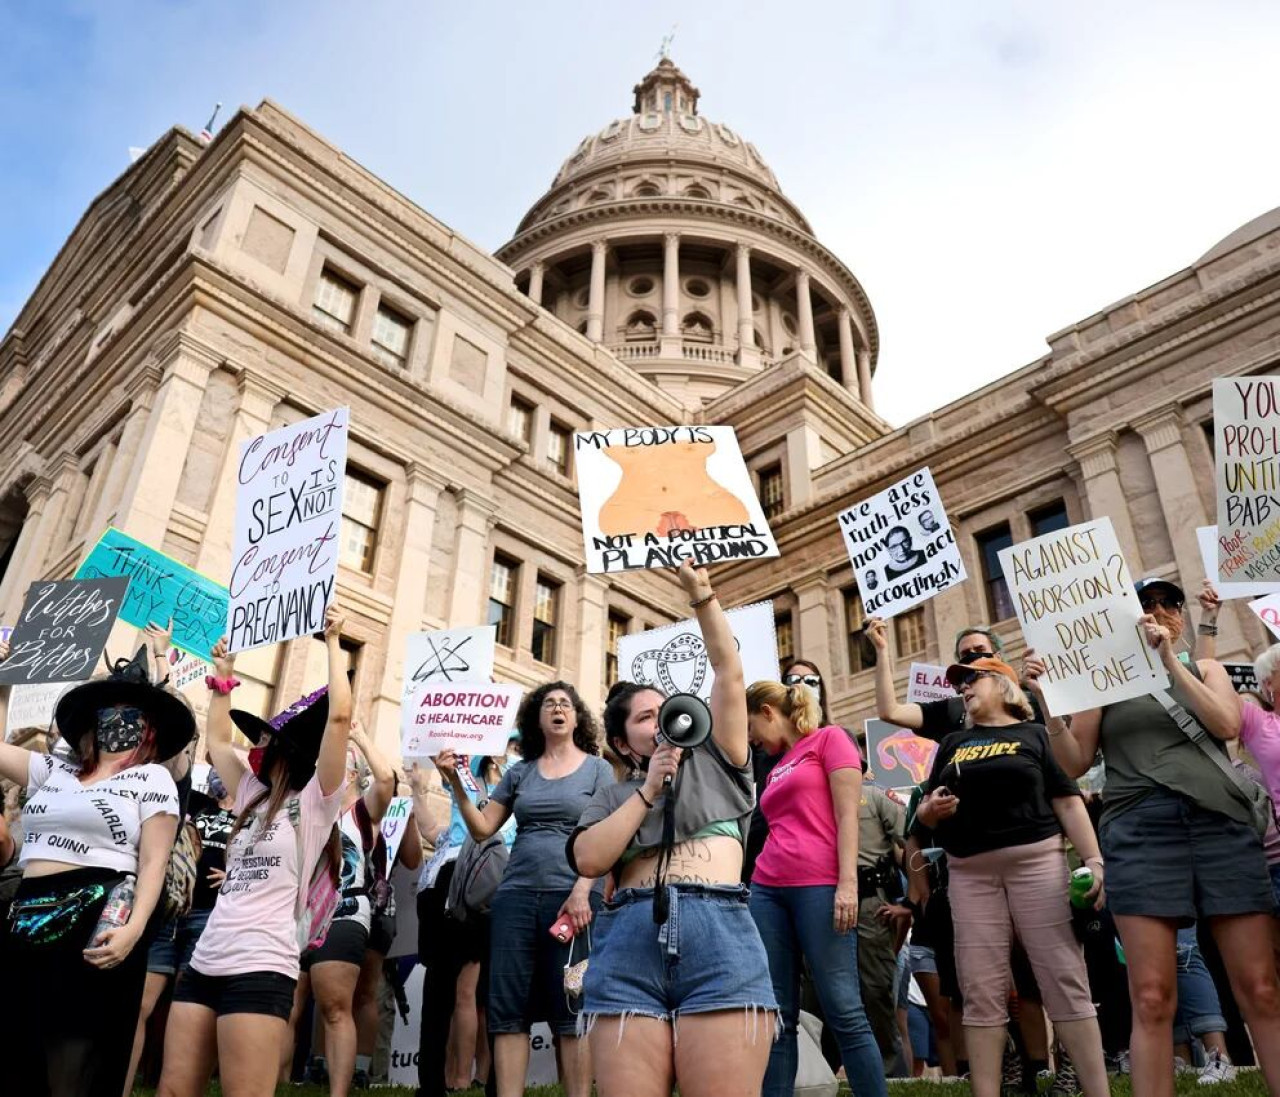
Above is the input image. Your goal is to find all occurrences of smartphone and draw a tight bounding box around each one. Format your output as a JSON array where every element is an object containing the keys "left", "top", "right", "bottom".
[{"left": 549, "top": 917, "right": 575, "bottom": 943}]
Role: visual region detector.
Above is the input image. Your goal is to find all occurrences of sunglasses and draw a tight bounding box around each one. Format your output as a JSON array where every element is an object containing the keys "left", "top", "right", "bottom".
[
  {"left": 783, "top": 673, "right": 821, "bottom": 689},
  {"left": 957, "top": 649, "right": 995, "bottom": 665},
  {"left": 954, "top": 670, "right": 996, "bottom": 688},
  {"left": 1139, "top": 593, "right": 1184, "bottom": 611}
]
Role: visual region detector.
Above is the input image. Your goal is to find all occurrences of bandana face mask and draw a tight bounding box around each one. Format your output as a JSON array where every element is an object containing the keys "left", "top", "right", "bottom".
[
  {"left": 95, "top": 706, "right": 146, "bottom": 754},
  {"left": 247, "top": 746, "right": 267, "bottom": 778}
]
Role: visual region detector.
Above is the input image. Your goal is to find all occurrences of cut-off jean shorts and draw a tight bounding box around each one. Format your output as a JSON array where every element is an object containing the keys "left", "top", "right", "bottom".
[{"left": 581, "top": 883, "right": 779, "bottom": 1041}]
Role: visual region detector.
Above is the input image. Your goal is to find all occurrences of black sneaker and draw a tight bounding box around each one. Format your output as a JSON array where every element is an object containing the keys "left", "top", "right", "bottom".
[
  {"left": 1001, "top": 1037, "right": 1024, "bottom": 1097},
  {"left": 1049, "top": 1046, "right": 1082, "bottom": 1097},
  {"left": 352, "top": 1067, "right": 371, "bottom": 1089}
]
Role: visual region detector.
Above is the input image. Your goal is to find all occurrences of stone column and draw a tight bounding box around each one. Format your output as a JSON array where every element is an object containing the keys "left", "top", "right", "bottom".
[
  {"left": 575, "top": 570, "right": 610, "bottom": 711},
  {"left": 1067, "top": 432, "right": 1145, "bottom": 574},
  {"left": 793, "top": 573, "right": 831, "bottom": 675},
  {"left": 528, "top": 261, "right": 545, "bottom": 307},
  {"left": 735, "top": 243, "right": 759, "bottom": 369},
  {"left": 661, "top": 232, "right": 682, "bottom": 359},
  {"left": 837, "top": 308, "right": 858, "bottom": 397},
  {"left": 856, "top": 348, "right": 875, "bottom": 412},
  {"left": 796, "top": 269, "right": 816, "bottom": 360},
  {"left": 447, "top": 489, "right": 499, "bottom": 625},
  {"left": 586, "top": 239, "right": 608, "bottom": 343},
  {"left": 88, "top": 385, "right": 159, "bottom": 536},
  {"left": 194, "top": 368, "right": 284, "bottom": 577},
  {"left": 372, "top": 464, "right": 448, "bottom": 749}
]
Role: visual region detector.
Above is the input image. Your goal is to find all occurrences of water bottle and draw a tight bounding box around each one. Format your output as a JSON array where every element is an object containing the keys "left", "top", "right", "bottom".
[
  {"left": 1069, "top": 866, "right": 1094, "bottom": 909},
  {"left": 91, "top": 874, "right": 136, "bottom": 944}
]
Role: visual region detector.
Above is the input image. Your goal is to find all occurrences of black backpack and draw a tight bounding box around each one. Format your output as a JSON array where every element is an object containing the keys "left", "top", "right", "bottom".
[{"left": 445, "top": 832, "right": 509, "bottom": 921}]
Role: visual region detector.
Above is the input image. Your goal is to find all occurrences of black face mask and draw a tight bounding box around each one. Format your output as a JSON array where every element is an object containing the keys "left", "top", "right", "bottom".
[{"left": 95, "top": 706, "right": 145, "bottom": 754}]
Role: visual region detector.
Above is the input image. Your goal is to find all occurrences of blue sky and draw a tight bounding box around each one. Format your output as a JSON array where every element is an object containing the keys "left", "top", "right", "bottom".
[{"left": 4, "top": 1, "right": 1280, "bottom": 423}]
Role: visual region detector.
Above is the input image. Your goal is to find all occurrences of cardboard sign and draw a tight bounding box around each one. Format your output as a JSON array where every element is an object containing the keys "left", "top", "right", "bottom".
[
  {"left": 404, "top": 626, "right": 496, "bottom": 691},
  {"left": 839, "top": 467, "right": 966, "bottom": 619},
  {"left": 616, "top": 601, "right": 779, "bottom": 702},
  {"left": 1223, "top": 662, "right": 1261, "bottom": 695},
  {"left": 1214, "top": 378, "right": 1280, "bottom": 585},
  {"left": 380, "top": 796, "right": 414, "bottom": 866},
  {"left": 401, "top": 684, "right": 524, "bottom": 758},
  {"left": 907, "top": 662, "right": 953, "bottom": 704},
  {"left": 4, "top": 680, "right": 77, "bottom": 740},
  {"left": 864, "top": 718, "right": 938, "bottom": 788},
  {"left": 227, "top": 407, "right": 348, "bottom": 651},
  {"left": 76, "top": 527, "right": 229, "bottom": 658},
  {"left": 572, "top": 425, "right": 778, "bottom": 573},
  {"left": 1248, "top": 593, "right": 1280, "bottom": 641},
  {"left": 998, "top": 518, "right": 1168, "bottom": 715},
  {"left": 1196, "top": 525, "right": 1280, "bottom": 598},
  {"left": 0, "top": 577, "right": 130, "bottom": 685}
]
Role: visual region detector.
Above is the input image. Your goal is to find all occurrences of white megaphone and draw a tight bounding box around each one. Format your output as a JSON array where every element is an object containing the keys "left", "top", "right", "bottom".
[{"left": 655, "top": 694, "right": 713, "bottom": 785}]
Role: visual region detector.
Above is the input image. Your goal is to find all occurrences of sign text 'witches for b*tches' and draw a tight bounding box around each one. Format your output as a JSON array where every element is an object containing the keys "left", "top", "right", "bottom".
[{"left": 227, "top": 408, "right": 348, "bottom": 652}]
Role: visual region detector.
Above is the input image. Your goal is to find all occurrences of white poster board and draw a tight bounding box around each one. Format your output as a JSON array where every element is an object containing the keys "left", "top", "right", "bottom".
[
  {"left": 1196, "top": 524, "right": 1280, "bottom": 598},
  {"left": 4, "top": 680, "right": 76, "bottom": 741},
  {"left": 617, "top": 601, "right": 779, "bottom": 701},
  {"left": 380, "top": 796, "right": 414, "bottom": 866},
  {"left": 1248, "top": 593, "right": 1280, "bottom": 641},
  {"left": 401, "top": 684, "right": 524, "bottom": 759},
  {"left": 1214, "top": 378, "right": 1280, "bottom": 585},
  {"left": 838, "top": 467, "right": 966, "bottom": 619},
  {"left": 226, "top": 407, "right": 348, "bottom": 651},
  {"left": 404, "top": 626, "right": 496, "bottom": 691},
  {"left": 572, "top": 425, "right": 778, "bottom": 573},
  {"left": 998, "top": 517, "right": 1168, "bottom": 715},
  {"left": 906, "top": 662, "right": 953, "bottom": 704}
]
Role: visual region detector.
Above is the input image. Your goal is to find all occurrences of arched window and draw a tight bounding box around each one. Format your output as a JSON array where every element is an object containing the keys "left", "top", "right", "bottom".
[
  {"left": 682, "top": 311, "right": 714, "bottom": 343},
  {"left": 585, "top": 188, "right": 611, "bottom": 204},
  {"left": 684, "top": 183, "right": 711, "bottom": 200},
  {"left": 625, "top": 310, "right": 657, "bottom": 340},
  {"left": 632, "top": 180, "right": 660, "bottom": 198}
]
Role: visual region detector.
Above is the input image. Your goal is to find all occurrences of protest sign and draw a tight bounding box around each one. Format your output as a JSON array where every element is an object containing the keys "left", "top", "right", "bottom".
[
  {"left": 1222, "top": 662, "right": 1261, "bottom": 695},
  {"left": 839, "top": 467, "right": 966, "bottom": 619},
  {"left": 4, "top": 681, "right": 76, "bottom": 741},
  {"left": 404, "top": 626, "right": 496, "bottom": 691},
  {"left": 380, "top": 796, "right": 414, "bottom": 865},
  {"left": 617, "top": 601, "right": 779, "bottom": 702},
  {"left": 401, "top": 684, "right": 524, "bottom": 758},
  {"left": 998, "top": 517, "right": 1167, "bottom": 715},
  {"left": 906, "top": 662, "right": 953, "bottom": 704},
  {"left": 1248, "top": 593, "right": 1280, "bottom": 641},
  {"left": 1214, "top": 378, "right": 1280, "bottom": 585},
  {"left": 165, "top": 649, "right": 212, "bottom": 694},
  {"left": 572, "top": 425, "right": 778, "bottom": 573},
  {"left": 1196, "top": 524, "right": 1280, "bottom": 599},
  {"left": 864, "top": 718, "right": 938, "bottom": 788},
  {"left": 76, "top": 527, "right": 229, "bottom": 658},
  {"left": 0, "top": 577, "right": 130, "bottom": 686},
  {"left": 227, "top": 407, "right": 348, "bottom": 652}
]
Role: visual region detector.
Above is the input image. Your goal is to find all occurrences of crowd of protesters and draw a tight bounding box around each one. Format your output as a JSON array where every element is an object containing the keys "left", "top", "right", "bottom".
[{"left": 2, "top": 552, "right": 1280, "bottom": 1097}]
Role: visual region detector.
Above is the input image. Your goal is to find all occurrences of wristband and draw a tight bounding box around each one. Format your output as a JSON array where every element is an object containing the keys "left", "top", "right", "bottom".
[
  {"left": 1086, "top": 856, "right": 1104, "bottom": 869},
  {"left": 636, "top": 788, "right": 654, "bottom": 809},
  {"left": 205, "top": 675, "right": 242, "bottom": 695},
  {"left": 689, "top": 591, "right": 717, "bottom": 609},
  {"left": 1197, "top": 623, "right": 1219, "bottom": 636}
]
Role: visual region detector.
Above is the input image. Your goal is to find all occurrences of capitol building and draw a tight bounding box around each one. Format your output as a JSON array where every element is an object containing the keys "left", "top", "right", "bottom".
[{"left": 0, "top": 57, "right": 1274, "bottom": 749}]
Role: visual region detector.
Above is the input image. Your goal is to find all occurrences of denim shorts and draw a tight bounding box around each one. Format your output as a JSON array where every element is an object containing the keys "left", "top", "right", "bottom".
[
  {"left": 148, "top": 907, "right": 213, "bottom": 976},
  {"left": 1101, "top": 790, "right": 1274, "bottom": 922},
  {"left": 582, "top": 884, "right": 778, "bottom": 1027}
]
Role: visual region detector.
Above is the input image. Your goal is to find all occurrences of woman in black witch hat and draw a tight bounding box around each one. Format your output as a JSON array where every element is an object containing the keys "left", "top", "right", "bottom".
[
  {"left": 0, "top": 638, "right": 193, "bottom": 1097},
  {"left": 157, "top": 603, "right": 352, "bottom": 1097}
]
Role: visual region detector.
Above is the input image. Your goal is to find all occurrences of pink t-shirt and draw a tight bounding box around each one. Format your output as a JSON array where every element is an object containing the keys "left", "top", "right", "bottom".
[
  {"left": 189, "top": 772, "right": 343, "bottom": 979},
  {"left": 752, "top": 725, "right": 863, "bottom": 887},
  {"left": 1240, "top": 701, "right": 1280, "bottom": 827}
]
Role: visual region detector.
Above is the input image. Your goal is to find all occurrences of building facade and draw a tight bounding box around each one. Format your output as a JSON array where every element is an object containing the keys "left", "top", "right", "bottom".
[{"left": 0, "top": 59, "right": 1274, "bottom": 752}]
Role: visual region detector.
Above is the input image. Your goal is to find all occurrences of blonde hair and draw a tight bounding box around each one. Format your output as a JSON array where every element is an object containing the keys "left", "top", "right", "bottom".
[
  {"left": 990, "top": 673, "right": 1035, "bottom": 721},
  {"left": 745, "top": 680, "right": 822, "bottom": 735}
]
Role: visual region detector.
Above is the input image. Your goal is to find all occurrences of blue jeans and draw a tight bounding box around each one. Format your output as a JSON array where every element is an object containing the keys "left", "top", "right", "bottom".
[
  {"left": 1173, "top": 926, "right": 1226, "bottom": 1046},
  {"left": 750, "top": 883, "right": 888, "bottom": 1097}
]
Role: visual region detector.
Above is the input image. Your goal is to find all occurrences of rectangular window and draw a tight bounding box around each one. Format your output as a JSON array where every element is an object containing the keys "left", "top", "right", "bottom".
[
  {"left": 1202, "top": 418, "right": 1214, "bottom": 460},
  {"left": 1029, "top": 500, "right": 1070, "bottom": 539},
  {"left": 894, "top": 608, "right": 926, "bottom": 658},
  {"left": 548, "top": 421, "right": 571, "bottom": 476},
  {"left": 775, "top": 611, "right": 794, "bottom": 668},
  {"left": 606, "top": 610, "right": 630, "bottom": 686},
  {"left": 371, "top": 303, "right": 412, "bottom": 369},
  {"left": 488, "top": 555, "right": 518, "bottom": 647},
  {"left": 844, "top": 587, "right": 877, "bottom": 673},
  {"left": 531, "top": 576, "right": 560, "bottom": 664},
  {"left": 301, "top": 635, "right": 362, "bottom": 695},
  {"left": 976, "top": 523, "right": 1016, "bottom": 621},
  {"left": 340, "top": 469, "right": 384, "bottom": 573},
  {"left": 508, "top": 396, "right": 534, "bottom": 445},
  {"left": 313, "top": 267, "right": 359, "bottom": 334},
  {"left": 230, "top": 644, "right": 282, "bottom": 728},
  {"left": 758, "top": 462, "right": 785, "bottom": 520}
]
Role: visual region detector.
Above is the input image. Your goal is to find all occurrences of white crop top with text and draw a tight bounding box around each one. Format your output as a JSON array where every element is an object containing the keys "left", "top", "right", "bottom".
[{"left": 20, "top": 753, "right": 179, "bottom": 873}]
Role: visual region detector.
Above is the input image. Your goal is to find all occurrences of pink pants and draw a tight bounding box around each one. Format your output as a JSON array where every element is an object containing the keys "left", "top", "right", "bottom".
[{"left": 948, "top": 836, "right": 1096, "bottom": 1027}]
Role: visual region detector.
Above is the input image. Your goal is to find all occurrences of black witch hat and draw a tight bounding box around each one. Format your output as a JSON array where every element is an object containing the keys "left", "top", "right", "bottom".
[{"left": 230, "top": 686, "right": 330, "bottom": 791}]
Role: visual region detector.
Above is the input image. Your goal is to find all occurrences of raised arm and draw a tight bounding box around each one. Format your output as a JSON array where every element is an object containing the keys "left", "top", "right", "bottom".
[
  {"left": 314, "top": 604, "right": 354, "bottom": 796},
  {"left": 677, "top": 562, "right": 748, "bottom": 766},
  {"left": 205, "top": 637, "right": 248, "bottom": 800},
  {"left": 1022, "top": 649, "right": 1097, "bottom": 776},
  {"left": 1142, "top": 615, "right": 1241, "bottom": 741},
  {"left": 570, "top": 742, "right": 678, "bottom": 878},
  {"left": 408, "top": 763, "right": 450, "bottom": 846},
  {"left": 146, "top": 619, "right": 191, "bottom": 784},
  {"left": 351, "top": 720, "right": 394, "bottom": 825},
  {"left": 867, "top": 618, "right": 925, "bottom": 730},
  {"left": 431, "top": 750, "right": 511, "bottom": 840},
  {"left": 1194, "top": 581, "right": 1223, "bottom": 661}
]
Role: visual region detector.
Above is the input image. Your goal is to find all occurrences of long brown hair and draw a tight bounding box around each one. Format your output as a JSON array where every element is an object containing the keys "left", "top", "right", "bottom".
[{"left": 227, "top": 763, "right": 341, "bottom": 885}]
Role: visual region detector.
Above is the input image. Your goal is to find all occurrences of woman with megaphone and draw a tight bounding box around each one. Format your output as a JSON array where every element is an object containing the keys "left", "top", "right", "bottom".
[{"left": 568, "top": 561, "right": 778, "bottom": 1097}]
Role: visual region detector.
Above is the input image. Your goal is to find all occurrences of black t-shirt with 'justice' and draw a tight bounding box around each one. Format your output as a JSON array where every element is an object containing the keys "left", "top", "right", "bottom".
[{"left": 915, "top": 721, "right": 1080, "bottom": 859}]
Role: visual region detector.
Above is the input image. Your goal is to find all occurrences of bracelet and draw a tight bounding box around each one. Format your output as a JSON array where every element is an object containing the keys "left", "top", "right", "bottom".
[
  {"left": 689, "top": 591, "right": 717, "bottom": 609},
  {"left": 205, "top": 675, "right": 242, "bottom": 695},
  {"left": 1197, "top": 623, "right": 1219, "bottom": 636},
  {"left": 636, "top": 788, "right": 654, "bottom": 809},
  {"left": 1086, "top": 856, "right": 1104, "bottom": 868}
]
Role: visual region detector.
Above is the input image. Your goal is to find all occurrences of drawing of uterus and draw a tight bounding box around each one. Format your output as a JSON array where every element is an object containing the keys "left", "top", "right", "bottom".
[{"left": 877, "top": 730, "right": 939, "bottom": 784}]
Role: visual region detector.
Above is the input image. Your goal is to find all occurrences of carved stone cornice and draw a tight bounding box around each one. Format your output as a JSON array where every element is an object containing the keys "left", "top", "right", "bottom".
[
  {"left": 1066, "top": 431, "right": 1121, "bottom": 479},
  {"left": 1132, "top": 405, "right": 1185, "bottom": 454}
]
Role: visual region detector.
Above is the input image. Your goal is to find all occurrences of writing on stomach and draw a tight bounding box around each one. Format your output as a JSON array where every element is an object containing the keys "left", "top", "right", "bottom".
[{"left": 618, "top": 833, "right": 743, "bottom": 890}]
